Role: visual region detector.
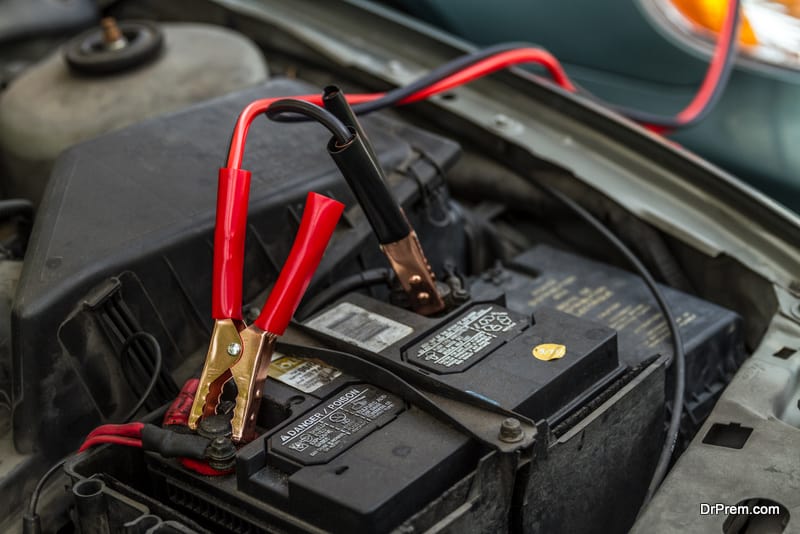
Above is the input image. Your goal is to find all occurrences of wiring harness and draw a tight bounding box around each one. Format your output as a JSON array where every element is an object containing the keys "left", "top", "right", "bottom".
[{"left": 23, "top": 378, "right": 225, "bottom": 534}]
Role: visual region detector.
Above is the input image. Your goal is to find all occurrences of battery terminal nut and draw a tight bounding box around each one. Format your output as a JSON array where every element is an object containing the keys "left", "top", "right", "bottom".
[{"left": 206, "top": 436, "right": 237, "bottom": 471}]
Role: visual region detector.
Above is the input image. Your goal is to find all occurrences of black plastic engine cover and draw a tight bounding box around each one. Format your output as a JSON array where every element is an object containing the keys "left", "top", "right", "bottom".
[{"left": 10, "top": 78, "right": 467, "bottom": 455}]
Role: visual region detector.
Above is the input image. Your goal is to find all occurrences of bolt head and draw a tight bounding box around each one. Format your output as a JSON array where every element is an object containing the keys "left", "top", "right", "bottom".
[
  {"left": 417, "top": 291, "right": 430, "bottom": 302},
  {"left": 227, "top": 342, "right": 242, "bottom": 356},
  {"left": 499, "top": 417, "right": 524, "bottom": 443},
  {"left": 409, "top": 275, "right": 422, "bottom": 285},
  {"left": 387, "top": 59, "right": 405, "bottom": 75},
  {"left": 493, "top": 114, "right": 510, "bottom": 127},
  {"left": 491, "top": 114, "right": 523, "bottom": 135}
]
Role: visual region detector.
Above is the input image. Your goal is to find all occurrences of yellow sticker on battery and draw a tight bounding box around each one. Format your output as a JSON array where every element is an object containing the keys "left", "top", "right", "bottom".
[{"left": 532, "top": 343, "right": 566, "bottom": 361}]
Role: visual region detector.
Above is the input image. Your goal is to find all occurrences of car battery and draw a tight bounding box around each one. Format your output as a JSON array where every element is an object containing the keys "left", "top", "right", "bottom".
[
  {"left": 470, "top": 244, "right": 746, "bottom": 446},
  {"left": 65, "top": 294, "right": 640, "bottom": 534},
  {"left": 229, "top": 298, "right": 622, "bottom": 533}
]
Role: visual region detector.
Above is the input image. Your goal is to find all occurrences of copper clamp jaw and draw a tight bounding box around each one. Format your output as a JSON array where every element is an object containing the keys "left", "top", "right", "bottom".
[
  {"left": 188, "top": 319, "right": 277, "bottom": 443},
  {"left": 322, "top": 89, "right": 446, "bottom": 316},
  {"left": 381, "top": 230, "right": 445, "bottom": 315}
]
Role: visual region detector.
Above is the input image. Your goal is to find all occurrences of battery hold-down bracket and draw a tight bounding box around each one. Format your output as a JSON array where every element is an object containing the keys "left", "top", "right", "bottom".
[{"left": 277, "top": 342, "right": 538, "bottom": 454}]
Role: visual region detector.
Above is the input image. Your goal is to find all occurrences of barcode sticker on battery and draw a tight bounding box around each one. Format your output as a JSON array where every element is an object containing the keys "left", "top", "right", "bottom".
[
  {"left": 305, "top": 302, "right": 413, "bottom": 352},
  {"left": 269, "top": 356, "right": 342, "bottom": 393}
]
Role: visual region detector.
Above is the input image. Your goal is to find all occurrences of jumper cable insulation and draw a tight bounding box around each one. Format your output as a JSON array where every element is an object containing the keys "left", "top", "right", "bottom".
[{"left": 228, "top": 0, "right": 738, "bottom": 169}]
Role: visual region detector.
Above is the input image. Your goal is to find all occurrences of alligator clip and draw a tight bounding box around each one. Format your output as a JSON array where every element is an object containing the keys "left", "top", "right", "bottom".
[
  {"left": 188, "top": 168, "right": 344, "bottom": 443},
  {"left": 323, "top": 86, "right": 445, "bottom": 315}
]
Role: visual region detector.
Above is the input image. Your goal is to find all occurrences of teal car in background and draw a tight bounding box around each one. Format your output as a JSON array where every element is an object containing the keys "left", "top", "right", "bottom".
[{"left": 377, "top": 0, "right": 800, "bottom": 211}]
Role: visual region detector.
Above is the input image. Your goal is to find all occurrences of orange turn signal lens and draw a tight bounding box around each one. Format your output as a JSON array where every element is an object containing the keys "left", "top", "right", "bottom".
[
  {"left": 669, "top": 0, "right": 758, "bottom": 44},
  {"left": 653, "top": 0, "right": 800, "bottom": 69}
]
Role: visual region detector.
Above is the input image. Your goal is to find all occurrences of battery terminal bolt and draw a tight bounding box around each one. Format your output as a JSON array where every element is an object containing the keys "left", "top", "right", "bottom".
[{"left": 206, "top": 436, "right": 237, "bottom": 471}]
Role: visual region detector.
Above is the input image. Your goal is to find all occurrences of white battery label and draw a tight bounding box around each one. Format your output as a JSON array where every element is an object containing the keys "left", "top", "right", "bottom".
[{"left": 305, "top": 302, "right": 413, "bottom": 352}]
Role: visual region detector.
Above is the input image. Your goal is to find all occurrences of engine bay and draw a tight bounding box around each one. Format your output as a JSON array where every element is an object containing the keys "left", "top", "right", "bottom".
[{"left": 2, "top": 2, "right": 798, "bottom": 533}]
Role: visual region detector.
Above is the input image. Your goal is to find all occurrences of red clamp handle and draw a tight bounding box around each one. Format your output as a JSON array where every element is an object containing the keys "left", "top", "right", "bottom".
[
  {"left": 254, "top": 192, "right": 344, "bottom": 334},
  {"left": 212, "top": 168, "right": 251, "bottom": 320}
]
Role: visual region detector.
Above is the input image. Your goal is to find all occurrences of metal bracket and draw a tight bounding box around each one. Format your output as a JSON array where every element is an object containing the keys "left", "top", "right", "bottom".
[{"left": 277, "top": 342, "right": 536, "bottom": 453}]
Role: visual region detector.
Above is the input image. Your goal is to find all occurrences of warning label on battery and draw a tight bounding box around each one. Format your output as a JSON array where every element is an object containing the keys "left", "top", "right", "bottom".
[
  {"left": 268, "top": 355, "right": 342, "bottom": 394},
  {"left": 405, "top": 305, "right": 525, "bottom": 373},
  {"left": 270, "top": 385, "right": 402, "bottom": 465},
  {"left": 305, "top": 302, "right": 413, "bottom": 353}
]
